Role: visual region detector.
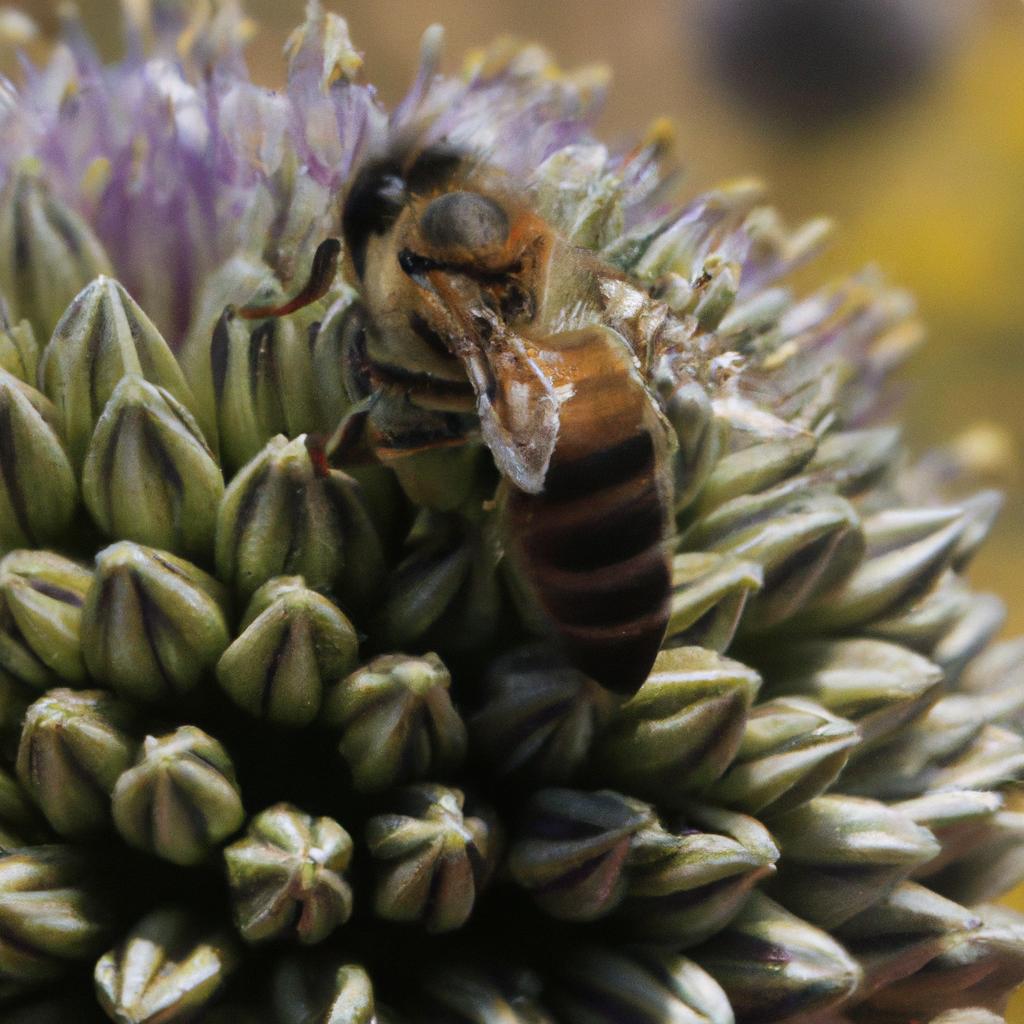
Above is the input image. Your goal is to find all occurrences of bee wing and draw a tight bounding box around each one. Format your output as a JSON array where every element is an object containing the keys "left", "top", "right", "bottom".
[{"left": 450, "top": 329, "right": 564, "bottom": 494}]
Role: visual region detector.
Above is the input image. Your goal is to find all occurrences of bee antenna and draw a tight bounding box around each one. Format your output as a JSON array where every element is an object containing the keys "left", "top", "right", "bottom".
[{"left": 237, "top": 238, "right": 342, "bottom": 320}]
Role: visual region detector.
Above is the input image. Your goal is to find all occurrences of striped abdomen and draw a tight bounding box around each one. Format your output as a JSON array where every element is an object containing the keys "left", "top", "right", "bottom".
[{"left": 505, "top": 327, "right": 673, "bottom": 695}]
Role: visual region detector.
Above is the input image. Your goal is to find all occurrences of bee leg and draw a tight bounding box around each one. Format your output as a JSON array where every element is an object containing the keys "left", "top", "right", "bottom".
[{"left": 236, "top": 238, "right": 342, "bottom": 320}]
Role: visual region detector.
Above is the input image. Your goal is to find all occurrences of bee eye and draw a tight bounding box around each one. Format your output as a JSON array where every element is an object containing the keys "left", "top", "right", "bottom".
[{"left": 419, "top": 191, "right": 510, "bottom": 252}]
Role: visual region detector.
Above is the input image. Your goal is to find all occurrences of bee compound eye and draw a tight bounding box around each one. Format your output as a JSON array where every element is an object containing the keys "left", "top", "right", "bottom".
[{"left": 419, "top": 191, "right": 510, "bottom": 253}]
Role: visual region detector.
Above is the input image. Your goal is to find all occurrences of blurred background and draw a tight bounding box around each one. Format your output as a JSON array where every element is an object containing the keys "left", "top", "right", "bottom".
[{"left": 7, "top": 0, "right": 1024, "bottom": 1012}]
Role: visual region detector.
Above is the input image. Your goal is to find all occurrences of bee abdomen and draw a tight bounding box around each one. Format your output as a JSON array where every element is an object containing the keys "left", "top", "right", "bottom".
[{"left": 510, "top": 427, "right": 672, "bottom": 696}]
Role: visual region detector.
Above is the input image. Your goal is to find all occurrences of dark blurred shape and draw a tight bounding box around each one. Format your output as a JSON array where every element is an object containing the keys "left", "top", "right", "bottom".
[{"left": 694, "top": 0, "right": 965, "bottom": 133}]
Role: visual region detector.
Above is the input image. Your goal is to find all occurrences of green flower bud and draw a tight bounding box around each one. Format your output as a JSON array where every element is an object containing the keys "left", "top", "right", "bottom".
[
  {"left": 209, "top": 305, "right": 320, "bottom": 474},
  {"left": 963, "top": 637, "right": 1024, "bottom": 697},
  {"left": 365, "top": 784, "right": 498, "bottom": 933},
  {"left": 769, "top": 795, "right": 940, "bottom": 928},
  {"left": 758, "top": 638, "right": 942, "bottom": 751},
  {"left": 666, "top": 552, "right": 762, "bottom": 652},
  {"left": 798, "top": 506, "right": 967, "bottom": 631},
  {"left": 272, "top": 957, "right": 378, "bottom": 1024},
  {"left": 869, "top": 568, "right": 969, "bottom": 648},
  {"left": 868, "top": 572, "right": 1004, "bottom": 683},
  {"left": 597, "top": 646, "right": 761, "bottom": 798},
  {"left": 39, "top": 275, "right": 202, "bottom": 469},
  {"left": 509, "top": 790, "right": 777, "bottom": 943},
  {"left": 469, "top": 645, "right": 614, "bottom": 786},
  {"left": 377, "top": 511, "right": 502, "bottom": 653},
  {"left": 509, "top": 789, "right": 656, "bottom": 922},
  {"left": 0, "top": 166, "right": 113, "bottom": 340},
  {"left": 931, "top": 592, "right": 1006, "bottom": 683},
  {"left": 551, "top": 947, "right": 734, "bottom": 1024},
  {"left": 682, "top": 485, "right": 863, "bottom": 630},
  {"left": 842, "top": 691, "right": 1024, "bottom": 800},
  {"left": 692, "top": 257, "right": 740, "bottom": 331},
  {"left": 806, "top": 426, "right": 901, "bottom": 496},
  {"left": 81, "top": 542, "right": 230, "bottom": 705},
  {"left": 930, "top": 809, "right": 1024, "bottom": 905},
  {"left": 224, "top": 802, "right": 353, "bottom": 945},
  {"left": 533, "top": 144, "right": 624, "bottom": 248},
  {"left": 218, "top": 577, "right": 358, "bottom": 726},
  {"left": 177, "top": 255, "right": 278, "bottom": 443},
  {"left": 392, "top": 442, "right": 496, "bottom": 515},
  {"left": 417, "top": 964, "right": 556, "bottom": 1024},
  {"left": 0, "top": 370, "right": 77, "bottom": 552},
  {"left": 693, "top": 892, "right": 862, "bottom": 1023},
  {"left": 897, "top": 789, "right": 1005, "bottom": 879},
  {"left": 112, "top": 726, "right": 244, "bottom": 866},
  {"left": 0, "top": 845, "right": 113, "bottom": 984},
  {"left": 0, "top": 311, "right": 39, "bottom": 384},
  {"left": 705, "top": 697, "right": 860, "bottom": 818},
  {"left": 0, "top": 550, "right": 91, "bottom": 690},
  {"left": 692, "top": 432, "right": 818, "bottom": 519},
  {"left": 618, "top": 801, "right": 779, "bottom": 946},
  {"left": 323, "top": 652, "right": 466, "bottom": 793},
  {"left": 840, "top": 881, "right": 980, "bottom": 997},
  {"left": 859, "top": 908, "right": 1024, "bottom": 1021},
  {"left": 927, "top": 725, "right": 1024, "bottom": 795},
  {"left": 652, "top": 374, "right": 719, "bottom": 514},
  {"left": 309, "top": 289, "right": 360, "bottom": 433},
  {"left": 16, "top": 688, "right": 137, "bottom": 836},
  {"left": 81, "top": 376, "right": 224, "bottom": 561},
  {"left": 94, "top": 908, "right": 240, "bottom": 1024},
  {"left": 215, "top": 434, "right": 385, "bottom": 606}
]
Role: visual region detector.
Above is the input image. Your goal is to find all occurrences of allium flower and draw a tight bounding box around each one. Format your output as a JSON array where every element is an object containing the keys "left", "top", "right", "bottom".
[{"left": 0, "top": 3, "right": 1021, "bottom": 1023}]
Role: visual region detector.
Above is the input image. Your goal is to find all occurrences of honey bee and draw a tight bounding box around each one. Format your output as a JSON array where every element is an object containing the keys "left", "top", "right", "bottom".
[
  {"left": 331, "top": 143, "right": 677, "bottom": 696},
  {"left": 243, "top": 143, "right": 677, "bottom": 694}
]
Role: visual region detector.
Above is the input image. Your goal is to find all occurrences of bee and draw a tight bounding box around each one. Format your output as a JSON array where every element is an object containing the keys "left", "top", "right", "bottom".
[
  {"left": 337, "top": 143, "right": 679, "bottom": 696},
  {"left": 245, "top": 143, "right": 677, "bottom": 695}
]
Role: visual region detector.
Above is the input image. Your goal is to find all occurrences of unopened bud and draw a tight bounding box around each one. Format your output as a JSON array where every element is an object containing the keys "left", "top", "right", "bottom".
[
  {"left": 693, "top": 892, "right": 862, "bottom": 1023},
  {"left": 551, "top": 947, "right": 733, "bottom": 1024},
  {"left": 39, "top": 275, "right": 202, "bottom": 468},
  {"left": 706, "top": 697, "right": 860, "bottom": 818},
  {"left": 323, "top": 652, "right": 466, "bottom": 793},
  {"left": 0, "top": 845, "right": 113, "bottom": 983},
  {"left": 16, "top": 688, "right": 137, "bottom": 836},
  {"left": 219, "top": 577, "right": 358, "bottom": 726},
  {"left": 81, "top": 542, "right": 230, "bottom": 705},
  {"left": 215, "top": 434, "right": 385, "bottom": 606},
  {"left": 366, "top": 784, "right": 498, "bottom": 934},
  {"left": 94, "top": 908, "right": 240, "bottom": 1024},
  {"left": 597, "top": 646, "right": 761, "bottom": 798},
  {"left": 272, "top": 957, "right": 378, "bottom": 1024},
  {"left": 0, "top": 371, "right": 77, "bottom": 552},
  {"left": 0, "top": 168, "right": 112, "bottom": 340},
  {"left": 0, "top": 550, "right": 91, "bottom": 690},
  {"left": 224, "top": 803, "right": 353, "bottom": 945},
  {"left": 470, "top": 645, "right": 614, "bottom": 786},
  {"left": 112, "top": 726, "right": 244, "bottom": 866},
  {"left": 81, "top": 376, "right": 223, "bottom": 561},
  {"left": 770, "top": 794, "right": 940, "bottom": 927}
]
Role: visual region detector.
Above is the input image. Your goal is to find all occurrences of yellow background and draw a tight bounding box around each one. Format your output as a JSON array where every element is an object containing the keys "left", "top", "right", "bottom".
[{"left": 10, "top": 0, "right": 1024, "bottom": 1018}]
